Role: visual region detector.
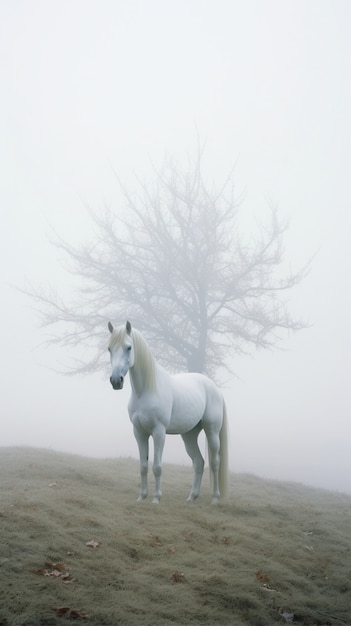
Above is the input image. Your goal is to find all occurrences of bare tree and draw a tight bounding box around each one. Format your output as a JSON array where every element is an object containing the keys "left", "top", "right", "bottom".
[{"left": 28, "top": 153, "right": 308, "bottom": 377}]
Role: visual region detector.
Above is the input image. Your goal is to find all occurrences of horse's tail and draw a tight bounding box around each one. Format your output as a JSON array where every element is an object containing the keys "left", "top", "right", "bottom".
[{"left": 219, "top": 401, "right": 229, "bottom": 500}]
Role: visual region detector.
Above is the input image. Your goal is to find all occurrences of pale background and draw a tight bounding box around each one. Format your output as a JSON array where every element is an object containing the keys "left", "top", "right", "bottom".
[{"left": 1, "top": 0, "right": 350, "bottom": 493}]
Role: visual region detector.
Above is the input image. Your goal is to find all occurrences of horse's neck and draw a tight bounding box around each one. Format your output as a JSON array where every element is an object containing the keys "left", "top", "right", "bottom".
[
  {"left": 129, "top": 363, "right": 147, "bottom": 397},
  {"left": 129, "top": 339, "right": 156, "bottom": 396}
]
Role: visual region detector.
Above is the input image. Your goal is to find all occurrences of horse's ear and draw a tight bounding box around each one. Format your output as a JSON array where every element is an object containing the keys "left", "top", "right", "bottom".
[
  {"left": 126, "top": 320, "right": 132, "bottom": 335},
  {"left": 108, "top": 321, "right": 114, "bottom": 334}
]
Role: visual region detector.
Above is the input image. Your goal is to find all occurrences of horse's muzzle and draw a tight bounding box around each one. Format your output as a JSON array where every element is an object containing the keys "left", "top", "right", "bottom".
[{"left": 110, "top": 375, "right": 124, "bottom": 390}]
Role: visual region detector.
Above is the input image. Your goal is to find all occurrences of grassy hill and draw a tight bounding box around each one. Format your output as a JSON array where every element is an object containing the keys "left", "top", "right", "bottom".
[{"left": 0, "top": 447, "right": 350, "bottom": 626}]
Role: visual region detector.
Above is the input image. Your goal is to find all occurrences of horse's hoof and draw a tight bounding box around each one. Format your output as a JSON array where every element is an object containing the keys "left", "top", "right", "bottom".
[
  {"left": 210, "top": 497, "right": 220, "bottom": 505},
  {"left": 186, "top": 494, "right": 198, "bottom": 502},
  {"left": 152, "top": 497, "right": 160, "bottom": 504},
  {"left": 137, "top": 495, "right": 147, "bottom": 502}
]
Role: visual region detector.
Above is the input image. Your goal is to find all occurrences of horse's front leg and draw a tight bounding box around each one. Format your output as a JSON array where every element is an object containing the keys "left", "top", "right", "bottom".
[
  {"left": 152, "top": 427, "right": 166, "bottom": 504},
  {"left": 133, "top": 426, "right": 149, "bottom": 501}
]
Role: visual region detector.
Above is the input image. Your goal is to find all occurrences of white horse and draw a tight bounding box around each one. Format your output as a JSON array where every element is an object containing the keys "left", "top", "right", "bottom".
[{"left": 107, "top": 321, "right": 229, "bottom": 504}]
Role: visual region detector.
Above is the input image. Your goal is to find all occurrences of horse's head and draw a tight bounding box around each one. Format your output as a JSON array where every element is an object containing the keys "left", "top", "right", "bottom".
[{"left": 107, "top": 320, "right": 134, "bottom": 390}]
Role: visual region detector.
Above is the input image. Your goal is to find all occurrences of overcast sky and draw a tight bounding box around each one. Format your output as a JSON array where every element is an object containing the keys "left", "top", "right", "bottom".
[{"left": 1, "top": 0, "right": 350, "bottom": 494}]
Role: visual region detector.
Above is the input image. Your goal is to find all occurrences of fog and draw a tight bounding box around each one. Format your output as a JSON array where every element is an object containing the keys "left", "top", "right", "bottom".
[{"left": 1, "top": 1, "right": 350, "bottom": 494}]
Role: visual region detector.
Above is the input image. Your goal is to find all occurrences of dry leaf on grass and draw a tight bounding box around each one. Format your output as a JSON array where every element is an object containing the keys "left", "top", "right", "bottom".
[
  {"left": 30, "top": 560, "right": 74, "bottom": 582},
  {"left": 53, "top": 607, "right": 71, "bottom": 616},
  {"left": 255, "top": 570, "right": 270, "bottom": 582},
  {"left": 53, "top": 607, "right": 88, "bottom": 620},
  {"left": 86, "top": 539, "right": 101, "bottom": 549},
  {"left": 147, "top": 533, "right": 163, "bottom": 547},
  {"left": 45, "top": 560, "right": 67, "bottom": 571},
  {"left": 255, "top": 571, "right": 277, "bottom": 590},
  {"left": 172, "top": 571, "right": 187, "bottom": 583}
]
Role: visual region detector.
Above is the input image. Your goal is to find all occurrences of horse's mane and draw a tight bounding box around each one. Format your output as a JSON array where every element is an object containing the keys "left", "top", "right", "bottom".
[
  {"left": 109, "top": 326, "right": 156, "bottom": 393},
  {"left": 131, "top": 328, "right": 156, "bottom": 392}
]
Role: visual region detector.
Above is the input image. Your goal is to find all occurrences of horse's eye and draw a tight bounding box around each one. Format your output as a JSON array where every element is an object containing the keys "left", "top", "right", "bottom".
[
  {"left": 127, "top": 345, "right": 132, "bottom": 352},
  {"left": 108, "top": 347, "right": 111, "bottom": 353}
]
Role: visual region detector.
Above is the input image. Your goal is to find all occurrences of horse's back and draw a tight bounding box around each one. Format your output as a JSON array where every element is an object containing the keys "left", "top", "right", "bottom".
[{"left": 167, "top": 372, "right": 223, "bottom": 434}]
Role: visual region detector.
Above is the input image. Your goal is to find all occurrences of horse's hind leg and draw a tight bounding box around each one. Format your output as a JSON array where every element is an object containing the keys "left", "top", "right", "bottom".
[
  {"left": 205, "top": 429, "right": 221, "bottom": 504},
  {"left": 181, "top": 423, "right": 204, "bottom": 502}
]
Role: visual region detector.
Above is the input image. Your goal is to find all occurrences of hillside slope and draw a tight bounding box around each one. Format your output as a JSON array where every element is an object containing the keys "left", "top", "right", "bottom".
[{"left": 0, "top": 448, "right": 350, "bottom": 626}]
